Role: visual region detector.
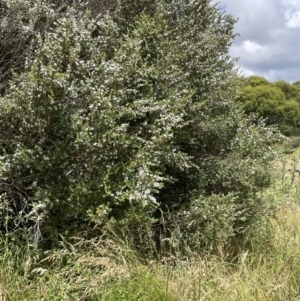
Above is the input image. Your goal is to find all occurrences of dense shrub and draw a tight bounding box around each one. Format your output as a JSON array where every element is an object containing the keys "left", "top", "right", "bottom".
[
  {"left": 0, "top": 0, "right": 281, "bottom": 254},
  {"left": 238, "top": 76, "right": 300, "bottom": 136}
]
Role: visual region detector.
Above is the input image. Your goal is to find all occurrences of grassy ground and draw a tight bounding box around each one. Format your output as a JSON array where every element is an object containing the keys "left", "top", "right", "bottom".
[{"left": 1, "top": 145, "right": 300, "bottom": 300}]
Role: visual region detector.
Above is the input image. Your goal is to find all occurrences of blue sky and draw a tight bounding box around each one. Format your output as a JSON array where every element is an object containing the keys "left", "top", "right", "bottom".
[{"left": 213, "top": 0, "right": 300, "bottom": 83}]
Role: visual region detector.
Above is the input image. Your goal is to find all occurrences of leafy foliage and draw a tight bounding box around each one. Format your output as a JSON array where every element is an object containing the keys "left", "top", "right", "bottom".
[
  {"left": 274, "top": 79, "right": 300, "bottom": 102},
  {"left": 239, "top": 76, "right": 300, "bottom": 136},
  {"left": 0, "top": 0, "right": 281, "bottom": 253}
]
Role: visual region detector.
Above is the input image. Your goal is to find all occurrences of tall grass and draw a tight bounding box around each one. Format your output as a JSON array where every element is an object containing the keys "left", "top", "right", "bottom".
[{"left": 1, "top": 151, "right": 300, "bottom": 300}]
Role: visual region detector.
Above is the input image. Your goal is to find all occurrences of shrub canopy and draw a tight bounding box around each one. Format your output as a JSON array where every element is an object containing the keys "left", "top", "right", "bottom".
[
  {"left": 239, "top": 76, "right": 300, "bottom": 136},
  {"left": 0, "top": 0, "right": 281, "bottom": 253}
]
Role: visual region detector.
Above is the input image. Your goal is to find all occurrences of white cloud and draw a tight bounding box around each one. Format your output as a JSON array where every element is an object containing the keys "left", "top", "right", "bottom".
[
  {"left": 286, "top": 11, "right": 300, "bottom": 28},
  {"left": 213, "top": 0, "right": 300, "bottom": 82},
  {"left": 240, "top": 41, "right": 267, "bottom": 55}
]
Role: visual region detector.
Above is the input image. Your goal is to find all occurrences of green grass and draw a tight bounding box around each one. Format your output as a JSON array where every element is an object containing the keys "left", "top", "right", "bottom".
[{"left": 2, "top": 147, "right": 300, "bottom": 300}]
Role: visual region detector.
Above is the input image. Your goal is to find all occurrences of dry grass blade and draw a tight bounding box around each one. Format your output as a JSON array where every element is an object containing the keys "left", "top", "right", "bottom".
[{"left": 0, "top": 284, "right": 10, "bottom": 301}]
